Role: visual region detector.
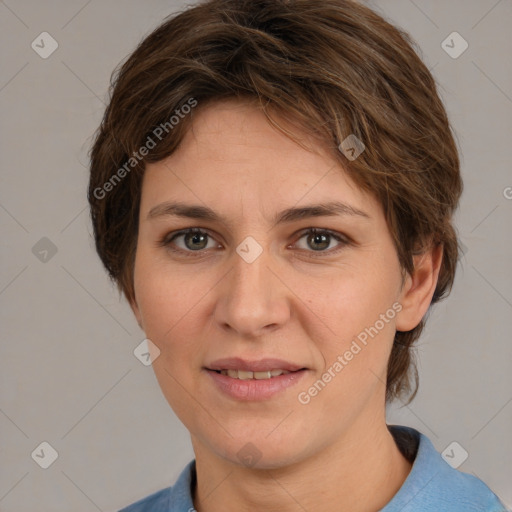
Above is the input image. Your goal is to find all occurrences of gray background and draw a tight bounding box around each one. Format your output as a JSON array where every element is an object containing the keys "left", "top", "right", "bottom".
[{"left": 1, "top": 1, "right": 511, "bottom": 511}]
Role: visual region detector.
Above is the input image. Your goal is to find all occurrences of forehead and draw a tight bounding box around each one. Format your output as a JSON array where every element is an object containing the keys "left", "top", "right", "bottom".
[
  {"left": 184, "top": 99, "right": 329, "bottom": 162},
  {"left": 140, "top": 99, "right": 381, "bottom": 224}
]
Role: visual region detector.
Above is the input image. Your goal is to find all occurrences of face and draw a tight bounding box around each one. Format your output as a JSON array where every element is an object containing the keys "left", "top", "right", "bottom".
[{"left": 130, "top": 99, "right": 414, "bottom": 468}]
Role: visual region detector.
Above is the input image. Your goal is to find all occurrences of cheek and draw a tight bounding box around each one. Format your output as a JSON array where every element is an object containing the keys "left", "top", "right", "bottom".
[
  {"left": 134, "top": 254, "right": 204, "bottom": 339},
  {"left": 304, "top": 261, "right": 399, "bottom": 338},
  {"left": 301, "top": 260, "right": 400, "bottom": 388},
  {"left": 133, "top": 259, "right": 209, "bottom": 422}
]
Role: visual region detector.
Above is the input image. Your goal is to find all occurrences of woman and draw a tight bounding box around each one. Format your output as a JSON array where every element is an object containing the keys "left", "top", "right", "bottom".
[{"left": 88, "top": 0, "right": 506, "bottom": 510}]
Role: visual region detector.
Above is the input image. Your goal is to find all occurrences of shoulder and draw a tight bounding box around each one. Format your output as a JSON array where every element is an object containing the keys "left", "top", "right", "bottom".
[
  {"left": 385, "top": 425, "right": 507, "bottom": 512},
  {"left": 118, "top": 460, "right": 196, "bottom": 512},
  {"left": 118, "top": 487, "right": 171, "bottom": 512}
]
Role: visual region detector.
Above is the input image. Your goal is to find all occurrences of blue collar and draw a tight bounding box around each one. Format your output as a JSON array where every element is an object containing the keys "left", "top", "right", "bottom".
[{"left": 120, "top": 425, "right": 505, "bottom": 511}]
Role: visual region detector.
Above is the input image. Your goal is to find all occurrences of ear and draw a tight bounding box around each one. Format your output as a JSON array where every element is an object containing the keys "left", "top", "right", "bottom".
[{"left": 395, "top": 243, "right": 443, "bottom": 332}]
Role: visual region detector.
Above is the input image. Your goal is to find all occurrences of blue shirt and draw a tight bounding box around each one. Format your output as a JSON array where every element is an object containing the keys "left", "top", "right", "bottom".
[{"left": 119, "top": 426, "right": 506, "bottom": 511}]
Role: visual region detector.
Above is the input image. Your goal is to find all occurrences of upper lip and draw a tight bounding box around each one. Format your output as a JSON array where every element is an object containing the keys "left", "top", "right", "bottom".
[{"left": 206, "top": 357, "right": 306, "bottom": 372}]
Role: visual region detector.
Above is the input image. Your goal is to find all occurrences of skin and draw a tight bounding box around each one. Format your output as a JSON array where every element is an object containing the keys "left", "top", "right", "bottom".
[{"left": 129, "top": 99, "right": 443, "bottom": 512}]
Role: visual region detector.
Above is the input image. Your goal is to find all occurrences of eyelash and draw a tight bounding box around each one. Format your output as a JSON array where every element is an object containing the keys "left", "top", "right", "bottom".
[{"left": 158, "top": 227, "right": 351, "bottom": 258}]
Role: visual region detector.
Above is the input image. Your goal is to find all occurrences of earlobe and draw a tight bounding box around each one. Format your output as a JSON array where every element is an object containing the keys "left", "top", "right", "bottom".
[{"left": 395, "top": 244, "right": 443, "bottom": 332}]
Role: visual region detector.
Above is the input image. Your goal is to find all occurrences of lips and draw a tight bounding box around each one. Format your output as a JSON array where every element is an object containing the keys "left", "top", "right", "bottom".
[
  {"left": 206, "top": 357, "right": 306, "bottom": 373},
  {"left": 205, "top": 357, "right": 308, "bottom": 400},
  {"left": 217, "top": 369, "right": 290, "bottom": 380}
]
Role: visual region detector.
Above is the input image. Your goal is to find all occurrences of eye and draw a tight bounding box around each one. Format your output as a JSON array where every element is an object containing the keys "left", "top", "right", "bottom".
[
  {"left": 159, "top": 227, "right": 350, "bottom": 258},
  {"left": 159, "top": 228, "right": 220, "bottom": 256},
  {"left": 293, "top": 228, "right": 349, "bottom": 255}
]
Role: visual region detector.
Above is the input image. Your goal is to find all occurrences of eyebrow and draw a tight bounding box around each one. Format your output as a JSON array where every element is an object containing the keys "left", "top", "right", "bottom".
[{"left": 147, "top": 200, "right": 370, "bottom": 225}]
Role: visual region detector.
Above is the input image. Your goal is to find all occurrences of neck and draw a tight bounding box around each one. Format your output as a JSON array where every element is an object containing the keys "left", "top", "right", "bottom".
[{"left": 191, "top": 410, "right": 412, "bottom": 512}]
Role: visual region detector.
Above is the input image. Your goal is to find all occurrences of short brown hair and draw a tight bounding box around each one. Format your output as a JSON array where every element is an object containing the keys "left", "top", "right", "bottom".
[{"left": 88, "top": 0, "right": 462, "bottom": 404}]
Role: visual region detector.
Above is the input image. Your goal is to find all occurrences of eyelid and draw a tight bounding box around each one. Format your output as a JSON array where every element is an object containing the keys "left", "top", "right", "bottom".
[
  {"left": 158, "top": 227, "right": 222, "bottom": 253},
  {"left": 290, "top": 227, "right": 350, "bottom": 256},
  {"left": 159, "top": 227, "right": 351, "bottom": 257}
]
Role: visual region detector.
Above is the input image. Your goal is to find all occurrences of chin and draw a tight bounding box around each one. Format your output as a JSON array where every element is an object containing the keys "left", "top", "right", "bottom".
[{"left": 209, "top": 431, "right": 310, "bottom": 471}]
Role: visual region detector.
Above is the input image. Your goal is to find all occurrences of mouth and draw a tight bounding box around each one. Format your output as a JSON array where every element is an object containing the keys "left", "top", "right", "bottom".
[
  {"left": 212, "top": 368, "right": 294, "bottom": 380},
  {"left": 204, "top": 357, "right": 308, "bottom": 400}
]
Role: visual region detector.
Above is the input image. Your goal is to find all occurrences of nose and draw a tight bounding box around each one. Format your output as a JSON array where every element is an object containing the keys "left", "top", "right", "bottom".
[{"left": 213, "top": 243, "right": 291, "bottom": 338}]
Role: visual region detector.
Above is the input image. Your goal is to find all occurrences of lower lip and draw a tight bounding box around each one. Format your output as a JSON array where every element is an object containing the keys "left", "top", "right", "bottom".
[{"left": 205, "top": 369, "right": 308, "bottom": 401}]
